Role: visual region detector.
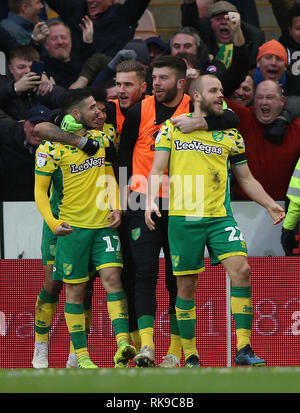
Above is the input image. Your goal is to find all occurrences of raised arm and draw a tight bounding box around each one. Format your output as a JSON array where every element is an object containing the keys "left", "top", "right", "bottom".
[
  {"left": 34, "top": 122, "right": 100, "bottom": 156},
  {"left": 34, "top": 122, "right": 81, "bottom": 145},
  {"left": 232, "top": 162, "right": 285, "bottom": 224}
]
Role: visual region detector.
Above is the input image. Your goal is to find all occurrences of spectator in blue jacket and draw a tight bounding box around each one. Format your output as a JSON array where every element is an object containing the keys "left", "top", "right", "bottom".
[{"left": 0, "top": 0, "right": 49, "bottom": 46}]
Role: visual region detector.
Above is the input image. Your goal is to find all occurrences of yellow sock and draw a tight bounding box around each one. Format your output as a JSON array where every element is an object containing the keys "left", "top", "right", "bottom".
[
  {"left": 175, "top": 297, "right": 199, "bottom": 361},
  {"left": 35, "top": 288, "right": 58, "bottom": 342},
  {"left": 181, "top": 337, "right": 198, "bottom": 361},
  {"left": 75, "top": 348, "right": 89, "bottom": 360},
  {"left": 167, "top": 334, "right": 182, "bottom": 360},
  {"left": 69, "top": 341, "right": 75, "bottom": 354},
  {"left": 107, "top": 291, "right": 130, "bottom": 346},
  {"left": 137, "top": 315, "right": 155, "bottom": 349},
  {"left": 231, "top": 286, "right": 253, "bottom": 351},
  {"left": 139, "top": 327, "right": 154, "bottom": 349},
  {"left": 65, "top": 303, "right": 88, "bottom": 359},
  {"left": 68, "top": 303, "right": 93, "bottom": 354},
  {"left": 130, "top": 330, "right": 141, "bottom": 351},
  {"left": 236, "top": 329, "right": 252, "bottom": 351},
  {"left": 167, "top": 314, "right": 182, "bottom": 359}
]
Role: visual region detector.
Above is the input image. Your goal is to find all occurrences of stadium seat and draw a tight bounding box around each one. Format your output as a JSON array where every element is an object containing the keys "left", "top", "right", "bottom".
[
  {"left": 134, "top": 9, "right": 158, "bottom": 40},
  {"left": 45, "top": 4, "right": 59, "bottom": 20}
]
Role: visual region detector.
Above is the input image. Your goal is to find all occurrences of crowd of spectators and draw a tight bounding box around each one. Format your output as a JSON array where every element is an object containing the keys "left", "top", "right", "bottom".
[{"left": 1, "top": 0, "right": 300, "bottom": 254}]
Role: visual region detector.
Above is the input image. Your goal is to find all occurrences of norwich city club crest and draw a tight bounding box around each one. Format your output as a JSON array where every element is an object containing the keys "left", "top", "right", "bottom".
[
  {"left": 63, "top": 263, "right": 73, "bottom": 275},
  {"left": 172, "top": 255, "right": 180, "bottom": 268},
  {"left": 49, "top": 244, "right": 56, "bottom": 257},
  {"left": 212, "top": 131, "right": 224, "bottom": 142},
  {"left": 131, "top": 228, "right": 141, "bottom": 241}
]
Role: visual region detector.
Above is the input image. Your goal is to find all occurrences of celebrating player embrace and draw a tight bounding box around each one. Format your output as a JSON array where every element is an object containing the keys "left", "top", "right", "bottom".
[{"left": 145, "top": 74, "right": 285, "bottom": 367}]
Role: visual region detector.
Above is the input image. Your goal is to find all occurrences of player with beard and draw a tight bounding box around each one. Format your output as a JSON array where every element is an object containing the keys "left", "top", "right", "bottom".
[
  {"left": 145, "top": 74, "right": 285, "bottom": 367},
  {"left": 118, "top": 56, "right": 240, "bottom": 368}
]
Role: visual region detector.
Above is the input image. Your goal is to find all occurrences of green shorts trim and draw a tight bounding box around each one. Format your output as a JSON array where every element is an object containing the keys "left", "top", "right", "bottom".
[
  {"left": 41, "top": 221, "right": 57, "bottom": 265},
  {"left": 173, "top": 267, "right": 206, "bottom": 276},
  {"left": 218, "top": 251, "right": 248, "bottom": 262},
  {"left": 96, "top": 262, "right": 123, "bottom": 271},
  {"left": 53, "top": 226, "right": 123, "bottom": 284},
  {"left": 168, "top": 215, "right": 247, "bottom": 276}
]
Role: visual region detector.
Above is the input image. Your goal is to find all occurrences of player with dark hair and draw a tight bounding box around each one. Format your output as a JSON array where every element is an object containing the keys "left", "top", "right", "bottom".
[
  {"left": 32, "top": 63, "right": 149, "bottom": 362},
  {"left": 33, "top": 88, "right": 135, "bottom": 368},
  {"left": 32, "top": 87, "right": 111, "bottom": 369}
]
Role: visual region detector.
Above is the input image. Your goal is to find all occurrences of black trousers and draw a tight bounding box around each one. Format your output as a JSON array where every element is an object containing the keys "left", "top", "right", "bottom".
[
  {"left": 118, "top": 215, "right": 138, "bottom": 332},
  {"left": 127, "top": 211, "right": 177, "bottom": 320}
]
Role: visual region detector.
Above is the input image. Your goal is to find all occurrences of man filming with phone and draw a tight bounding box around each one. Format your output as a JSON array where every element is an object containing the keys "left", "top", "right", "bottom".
[
  {"left": 16, "top": 59, "right": 48, "bottom": 93},
  {"left": 0, "top": 44, "right": 65, "bottom": 121}
]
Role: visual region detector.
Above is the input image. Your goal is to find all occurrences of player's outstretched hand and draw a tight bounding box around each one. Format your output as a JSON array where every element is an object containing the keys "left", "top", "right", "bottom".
[
  {"left": 108, "top": 209, "right": 121, "bottom": 229},
  {"left": 55, "top": 222, "right": 74, "bottom": 236},
  {"left": 145, "top": 202, "right": 161, "bottom": 231},
  {"left": 267, "top": 203, "right": 285, "bottom": 225}
]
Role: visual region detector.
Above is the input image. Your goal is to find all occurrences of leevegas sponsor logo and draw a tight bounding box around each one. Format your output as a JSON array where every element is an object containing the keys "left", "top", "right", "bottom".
[
  {"left": 70, "top": 156, "right": 105, "bottom": 173},
  {"left": 174, "top": 139, "right": 223, "bottom": 155}
]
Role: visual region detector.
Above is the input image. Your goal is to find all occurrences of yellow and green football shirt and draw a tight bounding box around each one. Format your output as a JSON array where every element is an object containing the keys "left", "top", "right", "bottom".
[
  {"left": 35, "top": 129, "right": 114, "bottom": 229},
  {"left": 155, "top": 116, "right": 247, "bottom": 217},
  {"left": 103, "top": 122, "right": 119, "bottom": 149}
]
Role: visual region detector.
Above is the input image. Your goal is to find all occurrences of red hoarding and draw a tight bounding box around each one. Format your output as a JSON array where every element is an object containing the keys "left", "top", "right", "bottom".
[{"left": 1, "top": 258, "right": 300, "bottom": 368}]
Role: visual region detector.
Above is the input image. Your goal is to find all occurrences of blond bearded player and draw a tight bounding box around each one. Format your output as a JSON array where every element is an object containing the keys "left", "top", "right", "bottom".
[{"left": 145, "top": 74, "right": 285, "bottom": 367}]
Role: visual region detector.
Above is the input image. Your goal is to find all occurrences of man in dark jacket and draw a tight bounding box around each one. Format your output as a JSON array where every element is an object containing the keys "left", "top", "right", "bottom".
[
  {"left": 0, "top": 26, "right": 18, "bottom": 56},
  {"left": 45, "top": 0, "right": 150, "bottom": 58},
  {"left": 0, "top": 0, "right": 49, "bottom": 46},
  {"left": 0, "top": 104, "right": 51, "bottom": 201}
]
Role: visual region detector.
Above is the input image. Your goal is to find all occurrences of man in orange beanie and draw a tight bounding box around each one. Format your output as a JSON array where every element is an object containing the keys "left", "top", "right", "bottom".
[
  {"left": 255, "top": 39, "right": 288, "bottom": 84},
  {"left": 257, "top": 39, "right": 288, "bottom": 65},
  {"left": 253, "top": 39, "right": 300, "bottom": 144}
]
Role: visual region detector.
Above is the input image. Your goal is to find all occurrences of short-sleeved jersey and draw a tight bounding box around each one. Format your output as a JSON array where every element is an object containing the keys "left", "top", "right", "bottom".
[
  {"left": 35, "top": 130, "right": 113, "bottom": 229},
  {"left": 155, "top": 116, "right": 247, "bottom": 217}
]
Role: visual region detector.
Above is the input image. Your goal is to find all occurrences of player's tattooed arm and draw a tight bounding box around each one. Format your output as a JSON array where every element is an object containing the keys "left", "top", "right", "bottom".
[
  {"left": 34, "top": 122, "right": 100, "bottom": 156},
  {"left": 34, "top": 122, "right": 80, "bottom": 145}
]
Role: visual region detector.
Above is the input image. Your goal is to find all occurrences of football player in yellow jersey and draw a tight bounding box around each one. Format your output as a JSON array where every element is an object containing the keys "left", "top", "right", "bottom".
[
  {"left": 33, "top": 88, "right": 135, "bottom": 368},
  {"left": 145, "top": 74, "right": 285, "bottom": 367},
  {"left": 32, "top": 89, "right": 110, "bottom": 369}
]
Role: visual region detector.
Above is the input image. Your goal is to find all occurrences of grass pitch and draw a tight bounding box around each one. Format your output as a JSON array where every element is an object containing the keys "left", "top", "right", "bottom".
[{"left": 1, "top": 367, "right": 300, "bottom": 394}]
